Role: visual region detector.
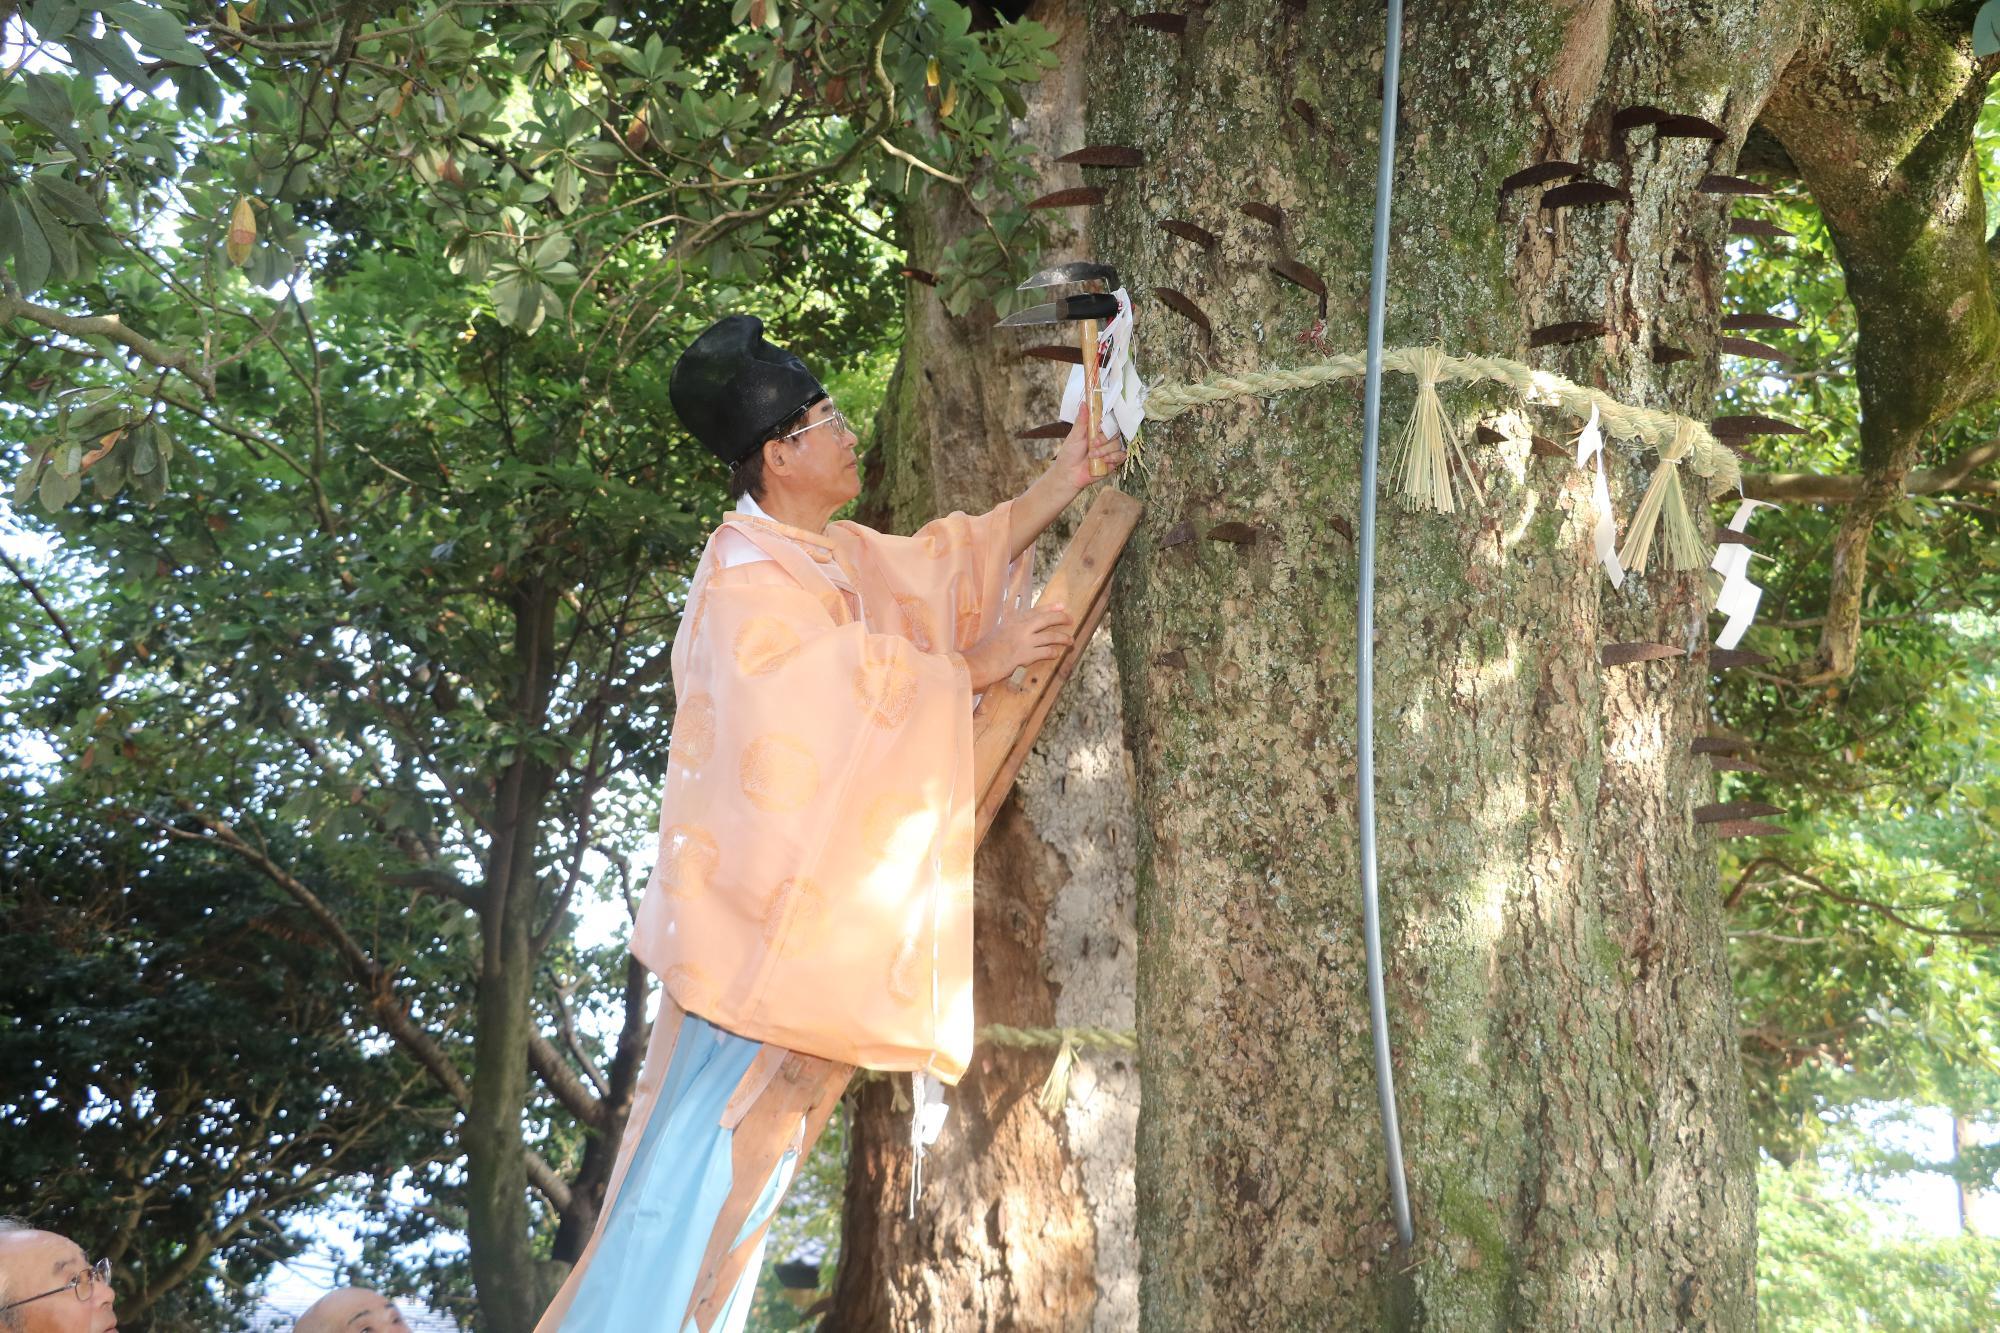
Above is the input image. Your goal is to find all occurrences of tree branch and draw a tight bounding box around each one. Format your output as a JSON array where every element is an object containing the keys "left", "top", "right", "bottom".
[
  {"left": 1725, "top": 853, "right": 1999, "bottom": 941},
  {"left": 1760, "top": 9, "right": 2000, "bottom": 683},
  {"left": 529, "top": 1030, "right": 606, "bottom": 1130},
  {"left": 545, "top": 971, "right": 611, "bottom": 1099},
  {"left": 0, "top": 546, "right": 80, "bottom": 653},
  {"left": 163, "top": 810, "right": 576, "bottom": 1209},
  {"left": 1739, "top": 439, "right": 2000, "bottom": 502},
  {"left": 385, "top": 867, "right": 487, "bottom": 912},
  {"left": 0, "top": 292, "right": 215, "bottom": 399}
]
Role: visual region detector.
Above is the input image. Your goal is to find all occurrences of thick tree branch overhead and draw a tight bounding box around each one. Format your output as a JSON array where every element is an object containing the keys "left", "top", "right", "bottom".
[
  {"left": 1742, "top": 438, "right": 2000, "bottom": 502},
  {"left": 1759, "top": 5, "right": 2000, "bottom": 682}
]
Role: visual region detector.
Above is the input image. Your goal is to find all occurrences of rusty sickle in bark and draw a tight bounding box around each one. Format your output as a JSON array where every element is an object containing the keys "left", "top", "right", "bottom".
[
  {"left": 1499, "top": 161, "right": 1583, "bottom": 194},
  {"left": 1720, "top": 337, "right": 1793, "bottom": 365},
  {"left": 1699, "top": 174, "right": 1774, "bottom": 196},
  {"left": 1694, "top": 800, "right": 1784, "bottom": 824},
  {"left": 1730, "top": 217, "right": 1793, "bottom": 239},
  {"left": 1057, "top": 145, "right": 1145, "bottom": 168},
  {"left": 1158, "top": 218, "right": 1219, "bottom": 251},
  {"left": 1026, "top": 186, "right": 1107, "bottom": 210},
  {"left": 1020, "top": 344, "right": 1086, "bottom": 365},
  {"left": 1723, "top": 312, "right": 1803, "bottom": 331},
  {"left": 1268, "top": 258, "right": 1328, "bottom": 320},
  {"left": 1707, "top": 820, "right": 1789, "bottom": 839},
  {"left": 1152, "top": 287, "right": 1213, "bottom": 339},
  {"left": 1601, "top": 643, "right": 1688, "bottom": 666}
]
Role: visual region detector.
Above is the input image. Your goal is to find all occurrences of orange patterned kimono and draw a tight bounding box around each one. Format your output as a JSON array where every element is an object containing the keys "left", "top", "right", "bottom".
[
  {"left": 534, "top": 500, "right": 1027, "bottom": 1333},
  {"left": 634, "top": 498, "right": 1024, "bottom": 1083}
]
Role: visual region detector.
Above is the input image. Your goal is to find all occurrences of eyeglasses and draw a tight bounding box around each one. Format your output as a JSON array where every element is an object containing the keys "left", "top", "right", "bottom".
[
  {"left": 0, "top": 1257, "right": 112, "bottom": 1312},
  {"left": 777, "top": 406, "right": 852, "bottom": 443}
]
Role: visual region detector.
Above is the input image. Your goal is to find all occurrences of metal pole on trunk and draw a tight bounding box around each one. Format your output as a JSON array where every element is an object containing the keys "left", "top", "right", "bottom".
[{"left": 1357, "top": 0, "right": 1415, "bottom": 1249}]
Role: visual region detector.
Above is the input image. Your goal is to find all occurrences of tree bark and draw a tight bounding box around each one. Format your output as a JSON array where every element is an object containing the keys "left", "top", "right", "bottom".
[
  {"left": 466, "top": 578, "right": 566, "bottom": 1332},
  {"left": 831, "top": 4, "right": 1142, "bottom": 1328},
  {"left": 1090, "top": 2, "right": 1801, "bottom": 1325}
]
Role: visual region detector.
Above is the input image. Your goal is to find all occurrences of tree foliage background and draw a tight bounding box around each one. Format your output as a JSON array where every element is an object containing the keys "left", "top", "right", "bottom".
[{"left": 1, "top": 0, "right": 1997, "bottom": 1328}]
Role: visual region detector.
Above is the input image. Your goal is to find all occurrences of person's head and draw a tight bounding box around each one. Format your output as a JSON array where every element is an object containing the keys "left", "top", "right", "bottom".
[
  {"left": 0, "top": 1220, "right": 116, "bottom": 1333},
  {"left": 669, "top": 314, "right": 857, "bottom": 511},
  {"left": 734, "top": 394, "right": 860, "bottom": 513},
  {"left": 293, "top": 1287, "right": 407, "bottom": 1333}
]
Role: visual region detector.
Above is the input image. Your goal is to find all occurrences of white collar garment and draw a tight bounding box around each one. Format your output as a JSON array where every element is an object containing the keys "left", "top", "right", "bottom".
[
  {"left": 718, "top": 492, "right": 776, "bottom": 570},
  {"left": 721, "top": 493, "right": 856, "bottom": 600}
]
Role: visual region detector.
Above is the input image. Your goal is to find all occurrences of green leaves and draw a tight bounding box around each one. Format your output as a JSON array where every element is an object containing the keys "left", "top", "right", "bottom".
[
  {"left": 106, "top": 1, "right": 207, "bottom": 67},
  {"left": 0, "top": 188, "right": 55, "bottom": 294},
  {"left": 489, "top": 267, "right": 561, "bottom": 334},
  {"left": 10, "top": 71, "right": 89, "bottom": 162}
]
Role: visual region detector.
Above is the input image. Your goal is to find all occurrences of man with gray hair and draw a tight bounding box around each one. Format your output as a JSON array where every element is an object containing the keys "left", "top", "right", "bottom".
[{"left": 0, "top": 1218, "right": 117, "bottom": 1333}]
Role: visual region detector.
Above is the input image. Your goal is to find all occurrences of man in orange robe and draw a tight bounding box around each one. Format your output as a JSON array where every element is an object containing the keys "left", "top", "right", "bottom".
[{"left": 535, "top": 315, "right": 1124, "bottom": 1332}]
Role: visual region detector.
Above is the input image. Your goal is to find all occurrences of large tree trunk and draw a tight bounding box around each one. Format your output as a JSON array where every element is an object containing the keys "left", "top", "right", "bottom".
[
  {"left": 1088, "top": 2, "right": 1803, "bottom": 1326},
  {"left": 831, "top": 4, "right": 1142, "bottom": 1328}
]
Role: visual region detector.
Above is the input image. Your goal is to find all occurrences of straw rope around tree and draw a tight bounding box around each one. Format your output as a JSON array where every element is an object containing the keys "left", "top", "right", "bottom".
[
  {"left": 976, "top": 1023, "right": 1139, "bottom": 1113},
  {"left": 956, "top": 349, "right": 1754, "bottom": 1112},
  {"left": 864, "top": 1024, "right": 1138, "bottom": 1112},
  {"left": 1140, "top": 345, "right": 1745, "bottom": 504}
]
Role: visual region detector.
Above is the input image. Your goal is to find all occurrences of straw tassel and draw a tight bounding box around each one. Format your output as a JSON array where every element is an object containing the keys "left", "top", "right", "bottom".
[
  {"left": 1036, "top": 1036, "right": 1078, "bottom": 1114},
  {"left": 1617, "top": 419, "right": 1712, "bottom": 575},
  {"left": 1394, "top": 347, "right": 1484, "bottom": 513}
]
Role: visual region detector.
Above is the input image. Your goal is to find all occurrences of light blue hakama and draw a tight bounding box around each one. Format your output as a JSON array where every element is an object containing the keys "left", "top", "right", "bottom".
[{"left": 553, "top": 1013, "right": 800, "bottom": 1333}]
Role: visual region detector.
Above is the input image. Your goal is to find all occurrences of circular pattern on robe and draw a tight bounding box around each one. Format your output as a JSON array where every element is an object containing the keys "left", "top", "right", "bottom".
[
  {"left": 887, "top": 932, "right": 924, "bottom": 1002},
  {"left": 898, "top": 596, "right": 937, "bottom": 652},
  {"left": 761, "top": 876, "right": 825, "bottom": 950},
  {"left": 658, "top": 824, "right": 720, "bottom": 900},
  {"left": 740, "top": 733, "right": 820, "bottom": 812},
  {"left": 664, "top": 962, "right": 718, "bottom": 1013},
  {"left": 734, "top": 615, "right": 802, "bottom": 676},
  {"left": 669, "top": 693, "right": 717, "bottom": 770},
  {"left": 853, "top": 644, "right": 919, "bottom": 729}
]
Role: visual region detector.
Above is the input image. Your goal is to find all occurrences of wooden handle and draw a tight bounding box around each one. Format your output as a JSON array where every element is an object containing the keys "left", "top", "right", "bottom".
[{"left": 1081, "top": 317, "right": 1108, "bottom": 478}]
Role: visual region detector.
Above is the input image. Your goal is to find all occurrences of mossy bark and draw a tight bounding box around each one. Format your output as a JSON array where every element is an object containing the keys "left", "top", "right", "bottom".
[
  {"left": 1087, "top": 2, "right": 1806, "bottom": 1326},
  {"left": 831, "top": 4, "right": 1143, "bottom": 1328},
  {"left": 1757, "top": 3, "right": 2000, "bottom": 682}
]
